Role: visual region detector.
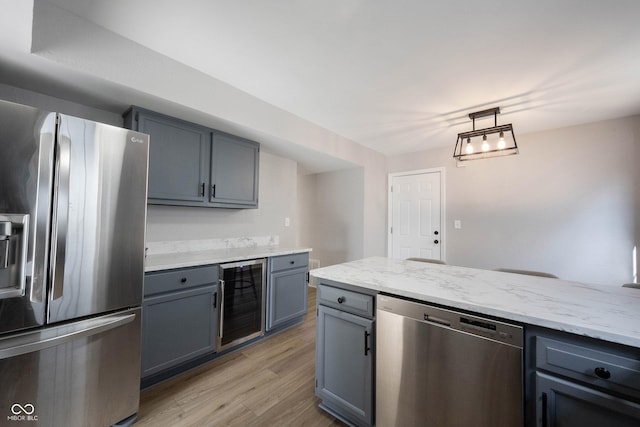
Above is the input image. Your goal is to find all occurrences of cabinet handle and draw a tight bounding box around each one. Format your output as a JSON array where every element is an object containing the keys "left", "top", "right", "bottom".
[
  {"left": 211, "top": 184, "right": 216, "bottom": 198},
  {"left": 364, "top": 331, "right": 370, "bottom": 356},
  {"left": 594, "top": 367, "right": 611, "bottom": 379},
  {"left": 541, "top": 392, "right": 548, "bottom": 427},
  {"left": 290, "top": 260, "right": 295, "bottom": 265},
  {"left": 337, "top": 297, "right": 345, "bottom": 304},
  {"left": 213, "top": 291, "right": 217, "bottom": 308},
  {"left": 180, "top": 277, "right": 187, "bottom": 284},
  {"left": 200, "top": 182, "right": 205, "bottom": 197},
  {"left": 219, "top": 279, "right": 225, "bottom": 340}
]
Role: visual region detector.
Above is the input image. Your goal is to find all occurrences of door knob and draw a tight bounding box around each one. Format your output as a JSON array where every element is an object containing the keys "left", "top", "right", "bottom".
[
  {"left": 434, "top": 231, "right": 439, "bottom": 235},
  {"left": 434, "top": 240, "right": 439, "bottom": 244}
]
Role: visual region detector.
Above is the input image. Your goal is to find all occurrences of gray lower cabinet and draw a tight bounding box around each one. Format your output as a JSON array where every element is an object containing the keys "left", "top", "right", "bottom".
[
  {"left": 123, "top": 106, "right": 259, "bottom": 209},
  {"left": 266, "top": 253, "right": 309, "bottom": 331},
  {"left": 528, "top": 326, "right": 640, "bottom": 426},
  {"left": 142, "top": 266, "right": 219, "bottom": 378},
  {"left": 316, "top": 284, "right": 375, "bottom": 427},
  {"left": 536, "top": 373, "right": 640, "bottom": 426}
]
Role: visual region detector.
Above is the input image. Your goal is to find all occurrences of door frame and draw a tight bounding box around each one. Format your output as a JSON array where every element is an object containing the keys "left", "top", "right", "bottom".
[{"left": 387, "top": 167, "right": 446, "bottom": 260}]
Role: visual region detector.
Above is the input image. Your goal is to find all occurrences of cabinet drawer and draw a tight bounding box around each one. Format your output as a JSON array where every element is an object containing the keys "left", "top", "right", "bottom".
[
  {"left": 145, "top": 265, "right": 218, "bottom": 296},
  {"left": 536, "top": 336, "right": 640, "bottom": 398},
  {"left": 270, "top": 253, "right": 309, "bottom": 272},
  {"left": 318, "top": 284, "right": 374, "bottom": 318}
]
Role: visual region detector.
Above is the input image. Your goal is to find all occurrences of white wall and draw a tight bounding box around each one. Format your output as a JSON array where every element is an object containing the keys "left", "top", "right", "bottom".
[
  {"left": 388, "top": 115, "right": 640, "bottom": 286},
  {"left": 146, "top": 151, "right": 298, "bottom": 246},
  {"left": 297, "top": 173, "right": 316, "bottom": 249},
  {"left": 298, "top": 168, "right": 365, "bottom": 267}
]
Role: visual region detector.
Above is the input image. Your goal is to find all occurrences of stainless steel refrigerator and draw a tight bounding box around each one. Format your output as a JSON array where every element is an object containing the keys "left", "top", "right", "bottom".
[{"left": 0, "top": 100, "right": 149, "bottom": 427}]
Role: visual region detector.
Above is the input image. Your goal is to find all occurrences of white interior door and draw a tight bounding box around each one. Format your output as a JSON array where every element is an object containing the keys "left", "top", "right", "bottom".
[{"left": 389, "top": 171, "right": 442, "bottom": 260}]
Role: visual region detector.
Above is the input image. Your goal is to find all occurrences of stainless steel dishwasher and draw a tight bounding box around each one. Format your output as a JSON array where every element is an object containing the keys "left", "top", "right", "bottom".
[{"left": 376, "top": 294, "right": 524, "bottom": 427}]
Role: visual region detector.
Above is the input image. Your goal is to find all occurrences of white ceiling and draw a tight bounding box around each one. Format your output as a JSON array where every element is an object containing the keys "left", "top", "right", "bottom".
[{"left": 2, "top": 0, "right": 640, "bottom": 163}]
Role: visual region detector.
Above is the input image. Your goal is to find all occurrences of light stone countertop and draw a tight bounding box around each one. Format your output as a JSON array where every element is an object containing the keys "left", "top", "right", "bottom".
[
  {"left": 310, "top": 256, "right": 640, "bottom": 348},
  {"left": 145, "top": 246, "right": 312, "bottom": 272}
]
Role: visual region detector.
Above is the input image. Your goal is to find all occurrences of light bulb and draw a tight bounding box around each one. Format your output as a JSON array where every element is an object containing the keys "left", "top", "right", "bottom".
[
  {"left": 481, "top": 134, "right": 489, "bottom": 152},
  {"left": 497, "top": 131, "right": 506, "bottom": 149},
  {"left": 465, "top": 138, "right": 473, "bottom": 154}
]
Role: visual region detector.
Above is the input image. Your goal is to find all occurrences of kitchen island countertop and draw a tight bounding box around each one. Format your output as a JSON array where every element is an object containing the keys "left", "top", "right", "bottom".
[{"left": 310, "top": 257, "right": 640, "bottom": 348}]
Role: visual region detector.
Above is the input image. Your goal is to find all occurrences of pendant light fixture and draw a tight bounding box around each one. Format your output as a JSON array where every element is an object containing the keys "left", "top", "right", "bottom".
[{"left": 453, "top": 107, "right": 518, "bottom": 161}]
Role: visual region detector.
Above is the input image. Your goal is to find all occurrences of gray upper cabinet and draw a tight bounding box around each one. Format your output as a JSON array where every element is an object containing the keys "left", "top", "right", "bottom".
[
  {"left": 124, "top": 107, "right": 210, "bottom": 205},
  {"left": 210, "top": 132, "right": 259, "bottom": 207},
  {"left": 123, "top": 106, "right": 259, "bottom": 208}
]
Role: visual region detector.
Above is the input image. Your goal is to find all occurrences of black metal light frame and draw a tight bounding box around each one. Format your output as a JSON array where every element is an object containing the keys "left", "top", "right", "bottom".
[{"left": 453, "top": 107, "right": 518, "bottom": 161}]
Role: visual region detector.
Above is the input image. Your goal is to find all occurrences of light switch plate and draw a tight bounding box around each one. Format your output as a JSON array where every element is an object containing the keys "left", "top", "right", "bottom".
[{"left": 454, "top": 220, "right": 462, "bottom": 229}]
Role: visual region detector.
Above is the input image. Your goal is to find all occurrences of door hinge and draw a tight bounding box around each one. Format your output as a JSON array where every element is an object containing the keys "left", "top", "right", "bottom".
[
  {"left": 390, "top": 227, "right": 393, "bottom": 234},
  {"left": 315, "top": 379, "right": 318, "bottom": 388},
  {"left": 390, "top": 185, "right": 393, "bottom": 192}
]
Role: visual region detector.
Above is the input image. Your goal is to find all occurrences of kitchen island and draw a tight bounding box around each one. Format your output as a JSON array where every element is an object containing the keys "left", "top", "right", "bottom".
[{"left": 310, "top": 257, "right": 640, "bottom": 427}]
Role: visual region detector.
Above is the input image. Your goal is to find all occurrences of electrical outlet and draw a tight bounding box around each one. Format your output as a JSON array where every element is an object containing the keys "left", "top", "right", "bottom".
[
  {"left": 285, "top": 217, "right": 290, "bottom": 227},
  {"left": 454, "top": 220, "right": 462, "bottom": 229}
]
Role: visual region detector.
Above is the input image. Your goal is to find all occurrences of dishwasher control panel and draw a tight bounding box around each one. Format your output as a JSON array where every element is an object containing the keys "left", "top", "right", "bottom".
[{"left": 378, "top": 293, "right": 523, "bottom": 348}]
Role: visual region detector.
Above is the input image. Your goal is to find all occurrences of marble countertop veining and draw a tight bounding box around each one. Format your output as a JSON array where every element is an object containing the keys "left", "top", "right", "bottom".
[
  {"left": 310, "top": 257, "right": 640, "bottom": 348},
  {"left": 145, "top": 246, "right": 312, "bottom": 272}
]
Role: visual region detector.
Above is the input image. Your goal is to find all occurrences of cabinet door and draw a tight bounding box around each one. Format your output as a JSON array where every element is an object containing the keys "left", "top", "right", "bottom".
[
  {"left": 210, "top": 132, "right": 259, "bottom": 207},
  {"left": 267, "top": 267, "right": 308, "bottom": 331},
  {"left": 141, "top": 286, "right": 218, "bottom": 377},
  {"left": 536, "top": 373, "right": 640, "bottom": 427},
  {"left": 137, "top": 111, "right": 210, "bottom": 205},
  {"left": 316, "top": 305, "right": 373, "bottom": 426}
]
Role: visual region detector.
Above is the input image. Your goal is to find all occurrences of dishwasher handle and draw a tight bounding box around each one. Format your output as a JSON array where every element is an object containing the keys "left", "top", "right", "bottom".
[{"left": 424, "top": 314, "right": 451, "bottom": 327}]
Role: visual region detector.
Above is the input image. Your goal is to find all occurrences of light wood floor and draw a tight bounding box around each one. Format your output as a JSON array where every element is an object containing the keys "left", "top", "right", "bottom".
[{"left": 136, "top": 287, "right": 344, "bottom": 427}]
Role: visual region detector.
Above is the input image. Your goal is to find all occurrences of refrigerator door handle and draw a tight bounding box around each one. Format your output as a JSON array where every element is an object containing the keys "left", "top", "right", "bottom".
[
  {"left": 50, "top": 135, "right": 71, "bottom": 301},
  {"left": 0, "top": 312, "right": 136, "bottom": 359}
]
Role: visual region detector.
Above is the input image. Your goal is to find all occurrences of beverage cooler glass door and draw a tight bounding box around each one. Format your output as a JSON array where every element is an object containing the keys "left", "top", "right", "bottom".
[{"left": 218, "top": 259, "right": 266, "bottom": 351}]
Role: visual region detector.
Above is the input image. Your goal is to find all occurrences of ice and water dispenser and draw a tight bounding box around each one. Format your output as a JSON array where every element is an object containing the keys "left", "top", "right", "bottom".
[{"left": 0, "top": 214, "right": 29, "bottom": 299}]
